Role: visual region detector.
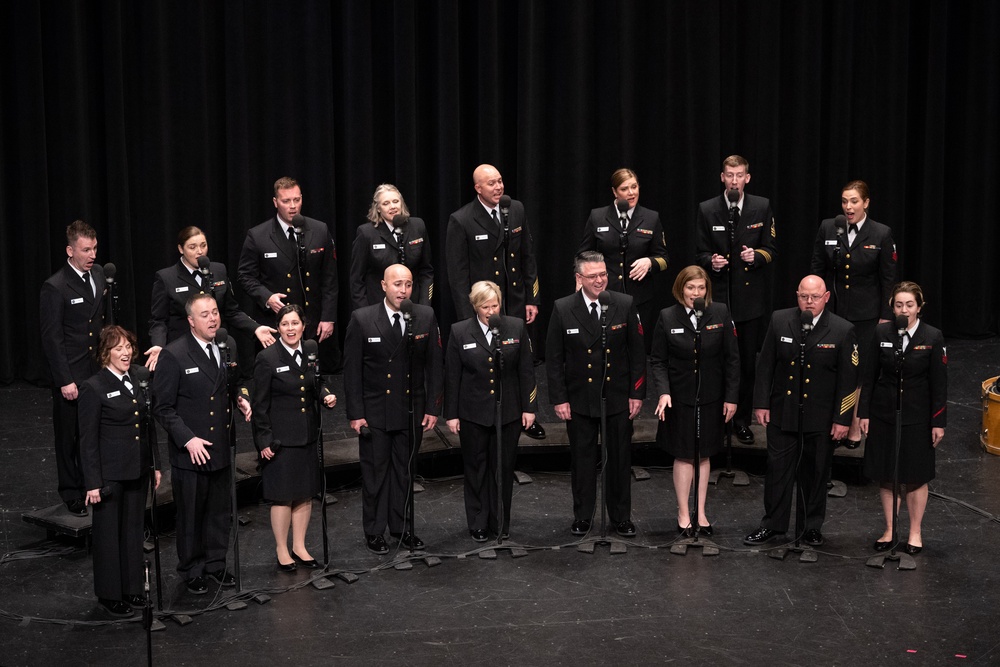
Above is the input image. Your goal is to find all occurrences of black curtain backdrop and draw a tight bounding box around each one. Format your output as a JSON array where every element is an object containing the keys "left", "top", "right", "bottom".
[{"left": 2, "top": 1, "right": 997, "bottom": 384}]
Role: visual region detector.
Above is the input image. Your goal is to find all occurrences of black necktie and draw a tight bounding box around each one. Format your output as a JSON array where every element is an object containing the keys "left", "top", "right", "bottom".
[
  {"left": 206, "top": 343, "right": 218, "bottom": 368},
  {"left": 591, "top": 302, "right": 599, "bottom": 322},
  {"left": 688, "top": 309, "right": 698, "bottom": 329},
  {"left": 294, "top": 349, "right": 302, "bottom": 367},
  {"left": 392, "top": 312, "right": 402, "bottom": 340},
  {"left": 393, "top": 229, "right": 403, "bottom": 246},
  {"left": 122, "top": 374, "right": 133, "bottom": 395},
  {"left": 82, "top": 271, "right": 93, "bottom": 296},
  {"left": 491, "top": 209, "right": 500, "bottom": 230},
  {"left": 902, "top": 332, "right": 910, "bottom": 352},
  {"left": 731, "top": 205, "right": 741, "bottom": 227},
  {"left": 287, "top": 227, "right": 297, "bottom": 250},
  {"left": 849, "top": 223, "right": 858, "bottom": 235},
  {"left": 193, "top": 271, "right": 203, "bottom": 287}
]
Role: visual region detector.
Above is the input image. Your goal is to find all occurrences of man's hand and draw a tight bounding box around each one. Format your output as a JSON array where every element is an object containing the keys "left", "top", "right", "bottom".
[
  {"left": 185, "top": 437, "right": 213, "bottom": 465},
  {"left": 628, "top": 257, "right": 653, "bottom": 281},
  {"left": 421, "top": 414, "right": 437, "bottom": 431},
  {"left": 755, "top": 408, "right": 770, "bottom": 428},
  {"left": 255, "top": 326, "right": 277, "bottom": 347},
  {"left": 554, "top": 402, "right": 572, "bottom": 421},
  {"left": 260, "top": 446, "right": 275, "bottom": 461},
  {"left": 86, "top": 488, "right": 102, "bottom": 505},
  {"left": 237, "top": 395, "right": 251, "bottom": 421},
  {"left": 323, "top": 394, "right": 337, "bottom": 408},
  {"left": 350, "top": 419, "right": 368, "bottom": 434},
  {"left": 628, "top": 398, "right": 642, "bottom": 420},
  {"left": 317, "top": 321, "right": 334, "bottom": 342},
  {"left": 723, "top": 402, "right": 737, "bottom": 423},
  {"left": 60, "top": 383, "right": 79, "bottom": 401},
  {"left": 710, "top": 254, "right": 728, "bottom": 271},
  {"left": 932, "top": 427, "right": 945, "bottom": 447},
  {"left": 831, "top": 423, "right": 850, "bottom": 440},
  {"left": 446, "top": 418, "right": 460, "bottom": 435},
  {"left": 654, "top": 394, "right": 672, "bottom": 421},
  {"left": 144, "top": 346, "right": 162, "bottom": 370},
  {"left": 525, "top": 305, "right": 538, "bottom": 325},
  {"left": 522, "top": 412, "right": 535, "bottom": 429},
  {"left": 266, "top": 293, "right": 287, "bottom": 313},
  {"left": 740, "top": 246, "right": 756, "bottom": 264},
  {"left": 154, "top": 470, "right": 162, "bottom": 490}
]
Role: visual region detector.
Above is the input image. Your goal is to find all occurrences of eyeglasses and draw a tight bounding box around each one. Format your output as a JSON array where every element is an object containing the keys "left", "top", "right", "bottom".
[
  {"left": 796, "top": 293, "right": 827, "bottom": 302},
  {"left": 579, "top": 271, "right": 608, "bottom": 281}
]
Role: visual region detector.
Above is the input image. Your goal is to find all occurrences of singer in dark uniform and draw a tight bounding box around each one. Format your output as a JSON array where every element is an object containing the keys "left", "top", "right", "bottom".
[
  {"left": 859, "top": 282, "right": 947, "bottom": 555},
  {"left": 350, "top": 184, "right": 434, "bottom": 309},
  {"left": 546, "top": 251, "right": 646, "bottom": 537},
  {"left": 445, "top": 164, "right": 539, "bottom": 323},
  {"left": 694, "top": 155, "right": 777, "bottom": 444},
  {"left": 744, "top": 275, "right": 858, "bottom": 548},
  {"left": 650, "top": 266, "right": 739, "bottom": 536},
  {"left": 39, "top": 220, "right": 106, "bottom": 515},
  {"left": 145, "top": 226, "right": 276, "bottom": 371},
  {"left": 252, "top": 304, "right": 336, "bottom": 571},
  {"left": 237, "top": 176, "right": 338, "bottom": 361},
  {"left": 810, "top": 180, "right": 897, "bottom": 447},
  {"left": 444, "top": 281, "right": 538, "bottom": 542},
  {"left": 343, "top": 264, "right": 443, "bottom": 554},
  {"left": 152, "top": 293, "right": 251, "bottom": 594},
  {"left": 577, "top": 168, "right": 669, "bottom": 351},
  {"left": 80, "top": 326, "right": 161, "bottom": 617}
]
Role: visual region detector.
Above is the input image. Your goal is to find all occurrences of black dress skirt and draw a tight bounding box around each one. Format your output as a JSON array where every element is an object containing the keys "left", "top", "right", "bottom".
[
  {"left": 863, "top": 417, "right": 935, "bottom": 485},
  {"left": 262, "top": 440, "right": 321, "bottom": 503},
  {"left": 656, "top": 399, "right": 725, "bottom": 459}
]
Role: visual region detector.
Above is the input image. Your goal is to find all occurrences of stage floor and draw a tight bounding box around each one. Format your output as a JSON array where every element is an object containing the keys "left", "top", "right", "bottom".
[{"left": 2, "top": 338, "right": 999, "bottom": 666}]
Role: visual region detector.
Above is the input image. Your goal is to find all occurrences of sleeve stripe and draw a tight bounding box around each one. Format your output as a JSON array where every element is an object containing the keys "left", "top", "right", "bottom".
[
  {"left": 757, "top": 249, "right": 773, "bottom": 263},
  {"left": 653, "top": 257, "right": 668, "bottom": 270}
]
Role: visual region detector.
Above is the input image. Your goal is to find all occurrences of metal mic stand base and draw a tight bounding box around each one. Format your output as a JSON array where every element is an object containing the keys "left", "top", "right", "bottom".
[
  {"left": 576, "top": 537, "right": 628, "bottom": 555},
  {"left": 514, "top": 470, "right": 533, "bottom": 485},
  {"left": 631, "top": 466, "right": 651, "bottom": 481},
  {"left": 827, "top": 479, "right": 848, "bottom": 497},
  {"left": 866, "top": 549, "right": 916, "bottom": 571},
  {"left": 766, "top": 544, "right": 818, "bottom": 563},
  {"left": 709, "top": 468, "right": 750, "bottom": 486},
  {"left": 670, "top": 535, "right": 720, "bottom": 557}
]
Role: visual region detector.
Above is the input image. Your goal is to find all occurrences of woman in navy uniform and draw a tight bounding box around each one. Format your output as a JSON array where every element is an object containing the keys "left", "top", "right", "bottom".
[
  {"left": 445, "top": 281, "right": 537, "bottom": 542},
  {"left": 651, "top": 266, "right": 739, "bottom": 535},
  {"left": 350, "top": 184, "right": 434, "bottom": 309},
  {"left": 252, "top": 304, "right": 336, "bottom": 571},
  {"left": 577, "top": 168, "right": 669, "bottom": 350},
  {"left": 146, "top": 226, "right": 275, "bottom": 370},
  {"left": 859, "top": 282, "right": 946, "bottom": 555},
  {"left": 79, "top": 326, "right": 161, "bottom": 617},
  {"left": 810, "top": 180, "right": 897, "bottom": 446}
]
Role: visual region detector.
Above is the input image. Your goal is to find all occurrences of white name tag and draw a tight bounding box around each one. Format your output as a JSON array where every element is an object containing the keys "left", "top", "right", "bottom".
[
  {"left": 463, "top": 343, "right": 476, "bottom": 350},
  {"left": 881, "top": 341, "right": 894, "bottom": 348},
  {"left": 276, "top": 365, "right": 290, "bottom": 373},
  {"left": 264, "top": 252, "right": 278, "bottom": 258},
  {"left": 597, "top": 226, "right": 610, "bottom": 232},
  {"left": 368, "top": 337, "right": 381, "bottom": 343},
  {"left": 780, "top": 336, "right": 794, "bottom": 343},
  {"left": 566, "top": 328, "right": 579, "bottom": 335},
  {"left": 825, "top": 240, "right": 837, "bottom": 246},
  {"left": 372, "top": 243, "right": 386, "bottom": 250},
  {"left": 712, "top": 225, "right": 726, "bottom": 231},
  {"left": 475, "top": 234, "right": 489, "bottom": 241},
  {"left": 670, "top": 328, "right": 684, "bottom": 334},
  {"left": 185, "top": 367, "right": 200, "bottom": 374},
  {"left": 70, "top": 297, "right": 84, "bottom": 304},
  {"left": 175, "top": 286, "right": 189, "bottom": 293},
  {"left": 106, "top": 391, "right": 121, "bottom": 398}
]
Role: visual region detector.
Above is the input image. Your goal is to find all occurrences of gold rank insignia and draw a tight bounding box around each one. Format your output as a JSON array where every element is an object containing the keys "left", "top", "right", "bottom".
[
  {"left": 771, "top": 219, "right": 776, "bottom": 238},
  {"left": 529, "top": 386, "right": 537, "bottom": 403},
  {"left": 840, "top": 387, "right": 859, "bottom": 415},
  {"left": 851, "top": 343, "right": 859, "bottom": 366}
]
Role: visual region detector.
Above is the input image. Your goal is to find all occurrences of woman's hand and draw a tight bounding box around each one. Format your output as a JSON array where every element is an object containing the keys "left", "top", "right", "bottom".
[
  {"left": 86, "top": 488, "right": 102, "bottom": 505},
  {"left": 260, "top": 447, "right": 275, "bottom": 460},
  {"left": 722, "top": 402, "right": 737, "bottom": 423},
  {"left": 323, "top": 394, "right": 337, "bottom": 408},
  {"left": 932, "top": 427, "right": 944, "bottom": 447},
  {"left": 446, "top": 419, "right": 460, "bottom": 435},
  {"left": 654, "top": 394, "right": 672, "bottom": 421}
]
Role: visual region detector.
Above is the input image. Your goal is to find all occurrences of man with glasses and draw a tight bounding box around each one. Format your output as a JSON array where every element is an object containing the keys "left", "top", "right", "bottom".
[
  {"left": 744, "top": 275, "right": 858, "bottom": 548},
  {"left": 546, "top": 251, "right": 646, "bottom": 537}
]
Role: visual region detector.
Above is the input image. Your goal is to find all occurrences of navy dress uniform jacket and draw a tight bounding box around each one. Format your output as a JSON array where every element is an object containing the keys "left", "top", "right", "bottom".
[
  {"left": 40, "top": 262, "right": 106, "bottom": 387},
  {"left": 350, "top": 218, "right": 434, "bottom": 309},
  {"left": 810, "top": 217, "right": 897, "bottom": 321},
  {"left": 251, "top": 343, "right": 333, "bottom": 451}
]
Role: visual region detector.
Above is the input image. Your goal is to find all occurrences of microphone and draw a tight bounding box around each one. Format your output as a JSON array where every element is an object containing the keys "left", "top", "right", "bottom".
[
  {"left": 359, "top": 425, "right": 372, "bottom": 439},
  {"left": 693, "top": 297, "right": 706, "bottom": 331},
  {"left": 291, "top": 214, "right": 305, "bottom": 236},
  {"left": 131, "top": 365, "right": 151, "bottom": 387},
  {"left": 303, "top": 338, "right": 319, "bottom": 363},
  {"left": 498, "top": 195, "right": 511, "bottom": 216},
  {"left": 392, "top": 213, "right": 409, "bottom": 229},
  {"left": 895, "top": 315, "right": 908, "bottom": 352},
  {"left": 196, "top": 254, "right": 212, "bottom": 275},
  {"left": 103, "top": 262, "right": 117, "bottom": 285},
  {"left": 215, "top": 327, "right": 229, "bottom": 350},
  {"left": 399, "top": 298, "right": 414, "bottom": 322},
  {"left": 616, "top": 198, "right": 630, "bottom": 215},
  {"left": 726, "top": 189, "right": 740, "bottom": 206},
  {"left": 800, "top": 309, "right": 814, "bottom": 333},
  {"left": 598, "top": 290, "right": 611, "bottom": 324},
  {"left": 488, "top": 313, "right": 502, "bottom": 341},
  {"left": 834, "top": 214, "right": 847, "bottom": 237},
  {"left": 270, "top": 439, "right": 283, "bottom": 455}
]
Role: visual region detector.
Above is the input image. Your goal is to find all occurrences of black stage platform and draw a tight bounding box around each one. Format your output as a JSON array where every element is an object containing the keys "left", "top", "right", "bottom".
[{"left": 2, "top": 338, "right": 999, "bottom": 666}]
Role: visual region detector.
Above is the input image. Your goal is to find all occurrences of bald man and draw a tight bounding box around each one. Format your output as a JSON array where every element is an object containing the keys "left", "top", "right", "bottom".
[
  {"left": 343, "top": 264, "right": 443, "bottom": 554},
  {"left": 744, "top": 275, "right": 858, "bottom": 548}
]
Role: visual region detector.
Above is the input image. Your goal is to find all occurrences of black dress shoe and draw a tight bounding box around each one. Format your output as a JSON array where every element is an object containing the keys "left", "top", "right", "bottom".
[
  {"left": 206, "top": 569, "right": 236, "bottom": 587},
  {"left": 873, "top": 539, "right": 893, "bottom": 552},
  {"left": 734, "top": 426, "right": 755, "bottom": 444},
  {"left": 677, "top": 523, "right": 694, "bottom": 538},
  {"left": 276, "top": 558, "right": 297, "bottom": 572},
  {"left": 98, "top": 598, "right": 134, "bottom": 617},
  {"left": 803, "top": 529, "right": 824, "bottom": 546},
  {"left": 570, "top": 520, "right": 591, "bottom": 536},
  {"left": 844, "top": 438, "right": 861, "bottom": 450},
  {"left": 698, "top": 524, "right": 714, "bottom": 537},
  {"left": 398, "top": 532, "right": 424, "bottom": 549},
  {"left": 744, "top": 527, "right": 782, "bottom": 545},
  {"left": 616, "top": 520, "right": 636, "bottom": 537},
  {"left": 66, "top": 499, "right": 87, "bottom": 516},
  {"left": 291, "top": 552, "right": 318, "bottom": 568},
  {"left": 904, "top": 543, "right": 922, "bottom": 555},
  {"left": 470, "top": 528, "right": 489, "bottom": 542},
  {"left": 186, "top": 576, "right": 208, "bottom": 595},
  {"left": 124, "top": 594, "right": 145, "bottom": 608},
  {"left": 523, "top": 422, "right": 546, "bottom": 439},
  {"left": 366, "top": 534, "right": 389, "bottom": 554}
]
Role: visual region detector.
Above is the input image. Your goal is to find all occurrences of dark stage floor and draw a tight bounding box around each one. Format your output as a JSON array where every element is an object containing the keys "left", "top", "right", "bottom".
[{"left": 2, "top": 338, "right": 1000, "bottom": 666}]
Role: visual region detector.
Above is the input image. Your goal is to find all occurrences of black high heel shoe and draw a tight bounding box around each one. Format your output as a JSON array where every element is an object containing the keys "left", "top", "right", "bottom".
[
  {"left": 677, "top": 523, "right": 694, "bottom": 538},
  {"left": 291, "top": 551, "right": 319, "bottom": 568},
  {"left": 697, "top": 524, "right": 714, "bottom": 537},
  {"left": 873, "top": 539, "right": 892, "bottom": 552},
  {"left": 276, "top": 558, "right": 297, "bottom": 572}
]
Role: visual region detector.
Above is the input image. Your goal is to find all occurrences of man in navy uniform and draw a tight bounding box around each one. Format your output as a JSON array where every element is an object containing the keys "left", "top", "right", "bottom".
[
  {"left": 546, "top": 251, "right": 646, "bottom": 537},
  {"left": 153, "top": 293, "right": 251, "bottom": 594},
  {"left": 343, "top": 264, "right": 443, "bottom": 554},
  {"left": 39, "top": 220, "right": 106, "bottom": 515},
  {"left": 694, "top": 155, "right": 777, "bottom": 445}
]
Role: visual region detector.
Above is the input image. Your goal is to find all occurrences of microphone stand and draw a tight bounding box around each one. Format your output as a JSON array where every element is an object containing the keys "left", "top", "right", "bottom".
[
  {"left": 711, "top": 202, "right": 750, "bottom": 487},
  {"left": 143, "top": 560, "right": 153, "bottom": 666},
  {"left": 826, "top": 226, "right": 849, "bottom": 496},
  {"left": 672, "top": 309, "right": 720, "bottom": 556},
  {"left": 307, "top": 351, "right": 338, "bottom": 589},
  {"left": 219, "top": 341, "right": 245, "bottom": 594},
  {"left": 138, "top": 378, "right": 163, "bottom": 612},
  {"left": 492, "top": 329, "right": 505, "bottom": 546},
  {"left": 404, "top": 318, "right": 418, "bottom": 554},
  {"left": 105, "top": 279, "right": 119, "bottom": 325},
  {"left": 618, "top": 219, "right": 630, "bottom": 296},
  {"left": 867, "top": 330, "right": 916, "bottom": 570},
  {"left": 498, "top": 209, "right": 511, "bottom": 316}
]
